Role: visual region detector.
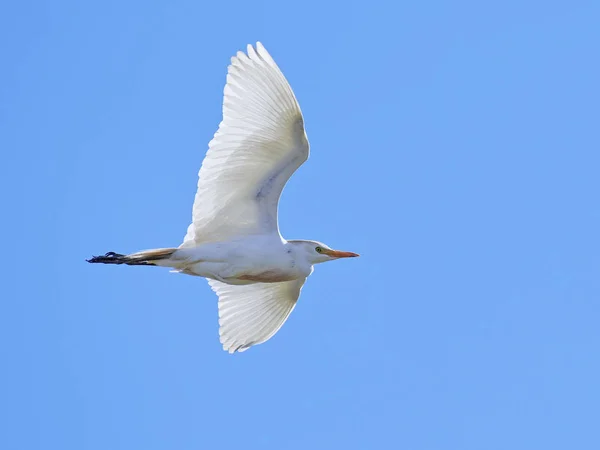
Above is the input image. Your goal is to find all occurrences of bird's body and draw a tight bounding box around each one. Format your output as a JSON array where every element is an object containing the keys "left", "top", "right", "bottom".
[
  {"left": 163, "top": 236, "right": 314, "bottom": 285},
  {"left": 89, "top": 42, "right": 358, "bottom": 353}
]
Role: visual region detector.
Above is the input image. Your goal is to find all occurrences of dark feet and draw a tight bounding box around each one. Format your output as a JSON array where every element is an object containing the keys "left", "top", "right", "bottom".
[{"left": 87, "top": 252, "right": 126, "bottom": 264}]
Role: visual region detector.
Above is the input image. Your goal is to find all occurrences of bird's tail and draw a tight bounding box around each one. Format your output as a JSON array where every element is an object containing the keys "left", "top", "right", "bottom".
[{"left": 87, "top": 248, "right": 178, "bottom": 266}]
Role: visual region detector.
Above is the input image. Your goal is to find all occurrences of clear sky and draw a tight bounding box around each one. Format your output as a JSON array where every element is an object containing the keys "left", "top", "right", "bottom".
[{"left": 2, "top": 1, "right": 599, "bottom": 449}]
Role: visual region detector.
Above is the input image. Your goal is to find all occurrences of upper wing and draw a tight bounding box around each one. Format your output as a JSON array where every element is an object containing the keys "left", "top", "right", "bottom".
[
  {"left": 208, "top": 278, "right": 306, "bottom": 353},
  {"left": 182, "top": 42, "right": 309, "bottom": 247}
]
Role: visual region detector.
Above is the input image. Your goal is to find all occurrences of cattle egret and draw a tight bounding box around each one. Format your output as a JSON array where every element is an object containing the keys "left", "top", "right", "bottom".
[{"left": 88, "top": 42, "right": 359, "bottom": 353}]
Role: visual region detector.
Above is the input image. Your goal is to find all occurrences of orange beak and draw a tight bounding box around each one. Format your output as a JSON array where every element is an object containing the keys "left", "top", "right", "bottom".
[{"left": 323, "top": 249, "right": 360, "bottom": 258}]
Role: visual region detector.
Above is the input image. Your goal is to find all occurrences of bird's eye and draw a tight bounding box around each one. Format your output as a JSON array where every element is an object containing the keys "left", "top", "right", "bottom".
[{"left": 315, "top": 247, "right": 323, "bottom": 253}]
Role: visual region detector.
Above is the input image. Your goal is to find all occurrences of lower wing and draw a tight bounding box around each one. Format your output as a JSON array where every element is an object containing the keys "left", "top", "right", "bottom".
[{"left": 208, "top": 278, "right": 306, "bottom": 353}]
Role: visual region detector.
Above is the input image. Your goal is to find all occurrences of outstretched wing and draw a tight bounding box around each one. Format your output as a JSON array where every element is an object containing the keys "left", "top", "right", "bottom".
[
  {"left": 208, "top": 278, "right": 306, "bottom": 353},
  {"left": 182, "top": 42, "right": 309, "bottom": 247}
]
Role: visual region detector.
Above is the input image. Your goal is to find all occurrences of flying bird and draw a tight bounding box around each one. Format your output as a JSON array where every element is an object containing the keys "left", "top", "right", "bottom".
[{"left": 88, "top": 42, "right": 358, "bottom": 353}]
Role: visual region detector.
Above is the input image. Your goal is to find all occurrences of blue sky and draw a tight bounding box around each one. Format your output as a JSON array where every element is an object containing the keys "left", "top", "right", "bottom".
[{"left": 2, "top": 1, "right": 600, "bottom": 449}]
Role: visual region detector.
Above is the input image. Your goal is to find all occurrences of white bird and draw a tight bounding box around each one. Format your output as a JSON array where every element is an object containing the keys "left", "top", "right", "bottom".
[{"left": 88, "top": 42, "right": 358, "bottom": 353}]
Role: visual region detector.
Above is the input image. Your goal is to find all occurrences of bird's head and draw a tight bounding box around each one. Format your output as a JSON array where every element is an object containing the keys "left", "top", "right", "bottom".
[{"left": 288, "top": 240, "right": 359, "bottom": 265}]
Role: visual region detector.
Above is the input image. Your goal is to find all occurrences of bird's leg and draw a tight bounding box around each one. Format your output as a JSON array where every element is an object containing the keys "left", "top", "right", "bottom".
[{"left": 87, "top": 248, "right": 177, "bottom": 266}]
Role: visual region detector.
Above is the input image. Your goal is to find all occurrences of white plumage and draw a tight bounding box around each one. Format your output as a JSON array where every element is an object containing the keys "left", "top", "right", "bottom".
[
  {"left": 210, "top": 278, "right": 304, "bottom": 353},
  {"left": 89, "top": 42, "right": 358, "bottom": 353},
  {"left": 181, "top": 42, "right": 308, "bottom": 247}
]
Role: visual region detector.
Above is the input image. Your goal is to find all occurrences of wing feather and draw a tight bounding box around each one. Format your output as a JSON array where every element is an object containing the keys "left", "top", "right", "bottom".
[
  {"left": 182, "top": 42, "right": 309, "bottom": 247},
  {"left": 209, "top": 278, "right": 306, "bottom": 353}
]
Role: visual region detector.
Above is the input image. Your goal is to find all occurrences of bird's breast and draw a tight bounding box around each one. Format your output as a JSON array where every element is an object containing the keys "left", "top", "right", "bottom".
[
  {"left": 235, "top": 270, "right": 300, "bottom": 283},
  {"left": 229, "top": 250, "right": 310, "bottom": 283}
]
